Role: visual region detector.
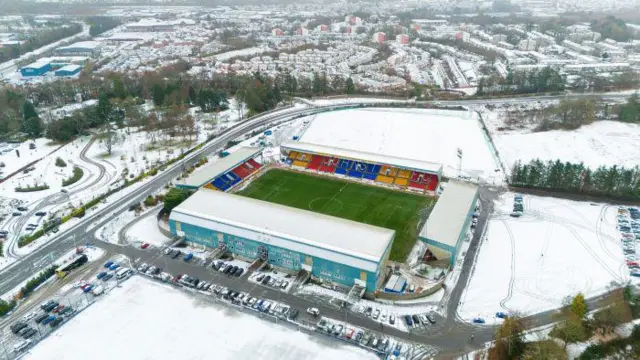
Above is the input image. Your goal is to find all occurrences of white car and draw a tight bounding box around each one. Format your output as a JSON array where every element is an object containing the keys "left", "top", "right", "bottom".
[
  {"left": 22, "top": 312, "right": 36, "bottom": 321},
  {"left": 306, "top": 307, "right": 320, "bottom": 316}
]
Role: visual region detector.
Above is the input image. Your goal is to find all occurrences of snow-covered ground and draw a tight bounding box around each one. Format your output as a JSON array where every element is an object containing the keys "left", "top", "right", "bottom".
[
  {"left": 458, "top": 193, "right": 626, "bottom": 323},
  {"left": 211, "top": 46, "right": 272, "bottom": 61},
  {"left": 123, "top": 206, "right": 170, "bottom": 247},
  {"left": 0, "top": 138, "right": 63, "bottom": 179},
  {"left": 298, "top": 108, "right": 501, "bottom": 181},
  {"left": 25, "top": 276, "right": 378, "bottom": 360},
  {"left": 482, "top": 108, "right": 640, "bottom": 172}
]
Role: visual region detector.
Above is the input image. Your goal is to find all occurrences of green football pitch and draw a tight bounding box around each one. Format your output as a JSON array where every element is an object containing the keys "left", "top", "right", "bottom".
[{"left": 236, "top": 169, "right": 434, "bottom": 261}]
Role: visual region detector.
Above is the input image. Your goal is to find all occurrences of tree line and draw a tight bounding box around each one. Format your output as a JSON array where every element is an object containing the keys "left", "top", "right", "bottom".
[
  {"left": 617, "top": 93, "right": 640, "bottom": 123},
  {"left": 0, "top": 23, "right": 83, "bottom": 64},
  {"left": 478, "top": 67, "right": 565, "bottom": 96},
  {"left": 510, "top": 159, "right": 640, "bottom": 200},
  {"left": 88, "top": 16, "right": 121, "bottom": 36}
]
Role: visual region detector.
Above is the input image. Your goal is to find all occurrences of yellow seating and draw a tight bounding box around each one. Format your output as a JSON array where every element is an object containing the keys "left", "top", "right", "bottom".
[
  {"left": 376, "top": 175, "right": 394, "bottom": 184},
  {"left": 297, "top": 152, "right": 310, "bottom": 161},
  {"left": 204, "top": 183, "right": 216, "bottom": 190},
  {"left": 379, "top": 166, "right": 398, "bottom": 177},
  {"left": 394, "top": 177, "right": 409, "bottom": 186},
  {"left": 292, "top": 160, "right": 309, "bottom": 168},
  {"left": 397, "top": 169, "right": 411, "bottom": 179},
  {"left": 288, "top": 151, "right": 299, "bottom": 159}
]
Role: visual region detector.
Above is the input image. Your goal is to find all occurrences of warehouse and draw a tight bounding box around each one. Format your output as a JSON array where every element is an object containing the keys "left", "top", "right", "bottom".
[
  {"left": 54, "top": 64, "right": 82, "bottom": 77},
  {"left": 175, "top": 147, "right": 263, "bottom": 191},
  {"left": 169, "top": 189, "right": 395, "bottom": 293},
  {"left": 55, "top": 41, "right": 101, "bottom": 56},
  {"left": 418, "top": 181, "right": 479, "bottom": 267},
  {"left": 20, "top": 59, "right": 51, "bottom": 77}
]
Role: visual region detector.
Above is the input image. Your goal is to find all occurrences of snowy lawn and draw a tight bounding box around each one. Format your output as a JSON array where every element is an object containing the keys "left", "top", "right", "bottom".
[
  {"left": 483, "top": 108, "right": 640, "bottom": 172},
  {"left": 298, "top": 108, "right": 501, "bottom": 181},
  {"left": 458, "top": 193, "right": 626, "bottom": 323},
  {"left": 25, "top": 276, "right": 378, "bottom": 360},
  {"left": 124, "top": 207, "right": 170, "bottom": 247}
]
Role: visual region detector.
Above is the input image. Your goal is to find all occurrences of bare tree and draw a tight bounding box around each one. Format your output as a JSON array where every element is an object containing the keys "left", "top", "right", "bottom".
[{"left": 100, "top": 124, "right": 122, "bottom": 156}]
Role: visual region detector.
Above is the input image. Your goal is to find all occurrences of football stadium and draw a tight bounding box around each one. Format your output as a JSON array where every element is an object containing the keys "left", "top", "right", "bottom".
[{"left": 169, "top": 108, "right": 479, "bottom": 296}]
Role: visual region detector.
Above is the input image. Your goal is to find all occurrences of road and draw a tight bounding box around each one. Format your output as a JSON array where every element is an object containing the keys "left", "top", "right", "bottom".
[{"left": 0, "top": 96, "right": 631, "bottom": 356}]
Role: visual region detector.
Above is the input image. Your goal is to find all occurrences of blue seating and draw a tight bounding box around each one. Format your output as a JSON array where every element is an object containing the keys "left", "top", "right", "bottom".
[
  {"left": 368, "top": 164, "right": 381, "bottom": 174},
  {"left": 363, "top": 172, "right": 377, "bottom": 180},
  {"left": 213, "top": 177, "right": 230, "bottom": 191},
  {"left": 337, "top": 159, "right": 353, "bottom": 169},
  {"left": 224, "top": 172, "right": 242, "bottom": 187},
  {"left": 348, "top": 170, "right": 363, "bottom": 178},
  {"left": 335, "top": 167, "right": 348, "bottom": 175}
]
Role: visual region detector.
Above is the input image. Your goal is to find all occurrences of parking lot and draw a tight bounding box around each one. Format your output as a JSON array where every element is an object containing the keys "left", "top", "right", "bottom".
[{"left": 618, "top": 206, "right": 640, "bottom": 277}]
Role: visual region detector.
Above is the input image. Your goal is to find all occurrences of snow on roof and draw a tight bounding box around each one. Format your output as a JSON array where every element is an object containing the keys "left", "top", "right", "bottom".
[
  {"left": 420, "top": 181, "right": 478, "bottom": 248},
  {"left": 57, "top": 41, "right": 101, "bottom": 51},
  {"left": 282, "top": 141, "right": 442, "bottom": 174},
  {"left": 170, "top": 189, "right": 394, "bottom": 271},
  {"left": 295, "top": 108, "right": 491, "bottom": 176},
  {"left": 56, "top": 64, "right": 82, "bottom": 72},
  {"left": 177, "top": 147, "right": 261, "bottom": 188},
  {"left": 23, "top": 58, "right": 51, "bottom": 69}
]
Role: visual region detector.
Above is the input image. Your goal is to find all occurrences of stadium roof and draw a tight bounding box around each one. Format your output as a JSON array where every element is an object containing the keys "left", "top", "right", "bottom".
[
  {"left": 282, "top": 141, "right": 443, "bottom": 175},
  {"left": 176, "top": 147, "right": 261, "bottom": 188},
  {"left": 170, "top": 189, "right": 394, "bottom": 272},
  {"left": 419, "top": 181, "right": 478, "bottom": 248}
]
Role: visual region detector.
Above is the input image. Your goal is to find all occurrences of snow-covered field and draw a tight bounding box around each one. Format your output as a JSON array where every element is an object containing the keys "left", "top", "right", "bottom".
[
  {"left": 483, "top": 108, "right": 640, "bottom": 172},
  {"left": 458, "top": 193, "right": 626, "bottom": 323},
  {"left": 0, "top": 138, "right": 62, "bottom": 178},
  {"left": 25, "top": 276, "right": 378, "bottom": 360},
  {"left": 298, "top": 108, "right": 501, "bottom": 181}
]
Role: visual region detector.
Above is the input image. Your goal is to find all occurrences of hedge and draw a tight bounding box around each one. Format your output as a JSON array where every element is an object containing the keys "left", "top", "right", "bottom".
[
  {"left": 19, "top": 266, "right": 58, "bottom": 299},
  {"left": 55, "top": 157, "right": 67, "bottom": 167},
  {"left": 15, "top": 184, "right": 50, "bottom": 192},
  {"left": 62, "top": 166, "right": 84, "bottom": 186}
]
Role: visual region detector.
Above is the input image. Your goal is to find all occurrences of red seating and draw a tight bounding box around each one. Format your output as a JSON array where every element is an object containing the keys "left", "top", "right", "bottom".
[
  {"left": 318, "top": 157, "right": 338, "bottom": 173},
  {"left": 307, "top": 155, "right": 324, "bottom": 171},
  {"left": 408, "top": 182, "right": 427, "bottom": 190},
  {"left": 247, "top": 159, "right": 262, "bottom": 169},
  {"left": 409, "top": 171, "right": 439, "bottom": 191}
]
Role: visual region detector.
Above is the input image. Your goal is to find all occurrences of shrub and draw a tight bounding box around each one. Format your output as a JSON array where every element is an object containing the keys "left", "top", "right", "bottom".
[
  {"left": 62, "top": 166, "right": 84, "bottom": 186},
  {"left": 143, "top": 195, "right": 157, "bottom": 207},
  {"left": 55, "top": 157, "right": 67, "bottom": 167},
  {"left": 148, "top": 168, "right": 158, "bottom": 176},
  {"left": 0, "top": 299, "right": 16, "bottom": 317},
  {"left": 15, "top": 184, "right": 50, "bottom": 192},
  {"left": 19, "top": 266, "right": 57, "bottom": 298}
]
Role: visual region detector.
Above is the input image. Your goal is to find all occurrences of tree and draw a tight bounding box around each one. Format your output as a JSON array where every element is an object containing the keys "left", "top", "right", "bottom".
[
  {"left": 489, "top": 317, "right": 526, "bottom": 360},
  {"left": 22, "top": 100, "right": 41, "bottom": 137},
  {"left": 550, "top": 314, "right": 588, "bottom": 349},
  {"left": 96, "top": 92, "right": 113, "bottom": 125},
  {"left": 593, "top": 299, "right": 632, "bottom": 336},
  {"left": 163, "top": 187, "right": 194, "bottom": 212},
  {"left": 99, "top": 124, "right": 121, "bottom": 156},
  {"left": 618, "top": 93, "right": 640, "bottom": 123},
  {"left": 346, "top": 77, "right": 356, "bottom": 94},
  {"left": 522, "top": 340, "right": 568, "bottom": 360},
  {"left": 570, "top": 293, "right": 587, "bottom": 319}
]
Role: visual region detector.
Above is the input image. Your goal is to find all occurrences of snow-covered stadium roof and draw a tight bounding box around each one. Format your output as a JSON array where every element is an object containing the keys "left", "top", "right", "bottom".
[
  {"left": 282, "top": 141, "right": 443, "bottom": 175},
  {"left": 170, "top": 189, "right": 394, "bottom": 272},
  {"left": 419, "top": 181, "right": 478, "bottom": 248},
  {"left": 177, "top": 147, "right": 261, "bottom": 188}
]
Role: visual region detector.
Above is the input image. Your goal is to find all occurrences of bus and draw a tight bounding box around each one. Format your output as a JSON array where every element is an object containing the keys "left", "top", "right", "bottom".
[{"left": 55, "top": 254, "right": 88, "bottom": 278}]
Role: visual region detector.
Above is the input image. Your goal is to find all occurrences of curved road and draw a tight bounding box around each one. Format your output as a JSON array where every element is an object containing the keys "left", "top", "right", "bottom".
[{"left": 0, "top": 95, "right": 632, "bottom": 356}]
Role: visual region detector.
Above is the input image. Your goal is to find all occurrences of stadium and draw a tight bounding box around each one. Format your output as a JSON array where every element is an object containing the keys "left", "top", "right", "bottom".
[{"left": 169, "top": 107, "right": 479, "bottom": 296}]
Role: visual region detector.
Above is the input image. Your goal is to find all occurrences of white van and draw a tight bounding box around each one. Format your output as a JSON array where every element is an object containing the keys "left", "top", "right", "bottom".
[
  {"left": 92, "top": 285, "right": 104, "bottom": 296},
  {"left": 13, "top": 339, "right": 31, "bottom": 353},
  {"left": 116, "top": 267, "right": 132, "bottom": 280}
]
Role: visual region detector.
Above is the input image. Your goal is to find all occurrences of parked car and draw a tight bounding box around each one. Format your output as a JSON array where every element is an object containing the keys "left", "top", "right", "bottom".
[
  {"left": 21, "top": 328, "right": 37, "bottom": 339},
  {"left": 280, "top": 280, "right": 289, "bottom": 289},
  {"left": 426, "top": 314, "right": 436, "bottom": 324},
  {"left": 261, "top": 275, "right": 271, "bottom": 285},
  {"left": 96, "top": 272, "right": 107, "bottom": 279},
  {"left": 183, "top": 253, "right": 193, "bottom": 262},
  {"left": 171, "top": 250, "right": 182, "bottom": 259},
  {"left": 256, "top": 273, "right": 265, "bottom": 282},
  {"left": 412, "top": 314, "right": 420, "bottom": 325},
  {"left": 12, "top": 340, "right": 31, "bottom": 353},
  {"left": 49, "top": 317, "right": 64, "bottom": 328},
  {"left": 42, "top": 301, "right": 59, "bottom": 313},
  {"left": 473, "top": 317, "right": 486, "bottom": 324},
  {"left": 389, "top": 315, "right": 395, "bottom": 325},
  {"left": 404, "top": 315, "right": 413, "bottom": 326},
  {"left": 10, "top": 322, "right": 27, "bottom": 335},
  {"left": 233, "top": 267, "right": 244, "bottom": 277},
  {"left": 163, "top": 248, "right": 172, "bottom": 256},
  {"left": 141, "top": 242, "right": 150, "bottom": 249},
  {"left": 373, "top": 309, "right": 380, "bottom": 320},
  {"left": 35, "top": 211, "right": 46, "bottom": 217},
  {"left": 109, "top": 263, "right": 119, "bottom": 271},
  {"left": 306, "top": 307, "right": 320, "bottom": 316},
  {"left": 41, "top": 315, "right": 56, "bottom": 325},
  {"left": 103, "top": 261, "right": 113, "bottom": 268},
  {"left": 102, "top": 272, "right": 113, "bottom": 281},
  {"left": 496, "top": 312, "right": 509, "bottom": 319}
]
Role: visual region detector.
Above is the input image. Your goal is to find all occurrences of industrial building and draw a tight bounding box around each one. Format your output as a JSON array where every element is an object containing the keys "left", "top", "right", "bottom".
[
  {"left": 54, "top": 64, "right": 82, "bottom": 77},
  {"left": 418, "top": 181, "right": 479, "bottom": 267},
  {"left": 126, "top": 19, "right": 174, "bottom": 32},
  {"left": 169, "top": 189, "right": 394, "bottom": 293},
  {"left": 55, "top": 41, "right": 101, "bottom": 56},
  {"left": 20, "top": 59, "right": 51, "bottom": 77},
  {"left": 176, "top": 147, "right": 263, "bottom": 191}
]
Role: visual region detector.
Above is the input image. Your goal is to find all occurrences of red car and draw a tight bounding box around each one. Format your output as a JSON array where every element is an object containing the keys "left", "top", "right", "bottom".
[
  {"left": 627, "top": 261, "right": 639, "bottom": 266},
  {"left": 52, "top": 305, "right": 65, "bottom": 313},
  {"left": 141, "top": 243, "right": 150, "bottom": 249}
]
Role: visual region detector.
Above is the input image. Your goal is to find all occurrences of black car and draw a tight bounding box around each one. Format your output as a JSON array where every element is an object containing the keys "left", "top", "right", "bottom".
[
  {"left": 230, "top": 266, "right": 238, "bottom": 275},
  {"left": 412, "top": 315, "right": 420, "bottom": 325},
  {"left": 10, "top": 322, "right": 27, "bottom": 334},
  {"left": 102, "top": 273, "right": 113, "bottom": 281},
  {"left": 223, "top": 265, "right": 233, "bottom": 274},
  {"left": 233, "top": 268, "right": 244, "bottom": 277},
  {"left": 261, "top": 275, "right": 271, "bottom": 285},
  {"left": 213, "top": 262, "right": 222, "bottom": 270},
  {"left": 153, "top": 267, "right": 161, "bottom": 275},
  {"left": 43, "top": 302, "right": 59, "bottom": 313},
  {"left": 17, "top": 206, "right": 28, "bottom": 212},
  {"left": 288, "top": 308, "right": 299, "bottom": 320},
  {"left": 49, "top": 317, "right": 64, "bottom": 328},
  {"left": 22, "top": 328, "right": 37, "bottom": 339},
  {"left": 35, "top": 211, "right": 46, "bottom": 217},
  {"left": 192, "top": 278, "right": 200, "bottom": 287},
  {"left": 12, "top": 212, "right": 21, "bottom": 216},
  {"left": 34, "top": 313, "right": 49, "bottom": 324},
  {"left": 171, "top": 250, "right": 182, "bottom": 259}
]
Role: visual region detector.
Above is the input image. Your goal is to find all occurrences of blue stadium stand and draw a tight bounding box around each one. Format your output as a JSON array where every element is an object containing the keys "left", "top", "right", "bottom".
[
  {"left": 335, "top": 159, "right": 353, "bottom": 175},
  {"left": 347, "top": 169, "right": 363, "bottom": 178},
  {"left": 224, "top": 172, "right": 242, "bottom": 187},
  {"left": 213, "top": 177, "right": 230, "bottom": 191}
]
